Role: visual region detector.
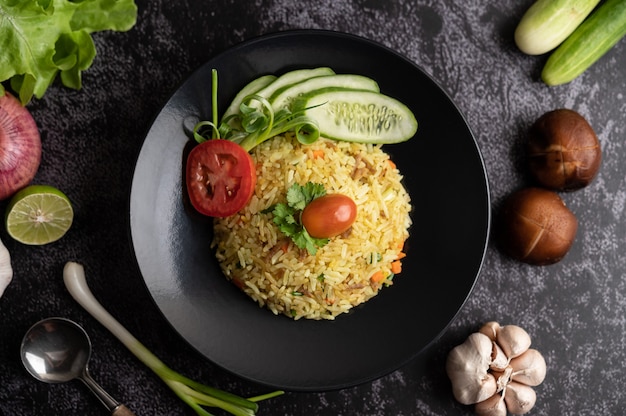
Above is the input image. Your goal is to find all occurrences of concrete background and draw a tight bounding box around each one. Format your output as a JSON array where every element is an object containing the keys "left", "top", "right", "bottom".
[{"left": 1, "top": 1, "right": 625, "bottom": 415}]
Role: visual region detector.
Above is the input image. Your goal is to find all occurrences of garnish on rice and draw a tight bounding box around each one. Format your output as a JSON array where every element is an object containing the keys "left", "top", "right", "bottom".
[
  {"left": 186, "top": 67, "right": 417, "bottom": 219},
  {"left": 263, "top": 182, "right": 357, "bottom": 255}
]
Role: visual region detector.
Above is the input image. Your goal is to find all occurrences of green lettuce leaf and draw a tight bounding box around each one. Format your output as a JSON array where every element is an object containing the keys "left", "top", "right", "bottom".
[{"left": 0, "top": 0, "right": 137, "bottom": 104}]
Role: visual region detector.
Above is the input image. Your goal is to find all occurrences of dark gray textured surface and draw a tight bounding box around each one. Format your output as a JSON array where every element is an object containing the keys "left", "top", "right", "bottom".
[{"left": 1, "top": 1, "right": 625, "bottom": 415}]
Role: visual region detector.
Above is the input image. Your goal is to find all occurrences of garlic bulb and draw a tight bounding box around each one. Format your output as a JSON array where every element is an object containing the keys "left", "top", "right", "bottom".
[
  {"left": 446, "top": 332, "right": 497, "bottom": 404},
  {"left": 0, "top": 237, "right": 13, "bottom": 298},
  {"left": 447, "top": 322, "right": 546, "bottom": 415}
]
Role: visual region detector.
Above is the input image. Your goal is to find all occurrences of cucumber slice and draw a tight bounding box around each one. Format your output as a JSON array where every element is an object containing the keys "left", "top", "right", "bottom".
[
  {"left": 300, "top": 88, "right": 418, "bottom": 144},
  {"left": 222, "top": 74, "right": 276, "bottom": 123},
  {"left": 270, "top": 74, "right": 380, "bottom": 112},
  {"left": 251, "top": 67, "right": 335, "bottom": 103}
]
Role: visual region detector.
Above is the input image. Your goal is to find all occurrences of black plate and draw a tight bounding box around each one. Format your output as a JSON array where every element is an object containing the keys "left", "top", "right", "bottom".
[{"left": 129, "top": 30, "right": 490, "bottom": 391}]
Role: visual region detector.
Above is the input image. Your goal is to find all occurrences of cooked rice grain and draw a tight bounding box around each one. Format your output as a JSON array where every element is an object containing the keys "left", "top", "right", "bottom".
[{"left": 212, "top": 135, "right": 412, "bottom": 320}]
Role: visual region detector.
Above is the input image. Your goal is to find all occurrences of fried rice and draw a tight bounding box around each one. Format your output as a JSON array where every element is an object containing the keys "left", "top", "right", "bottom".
[{"left": 212, "top": 134, "right": 412, "bottom": 320}]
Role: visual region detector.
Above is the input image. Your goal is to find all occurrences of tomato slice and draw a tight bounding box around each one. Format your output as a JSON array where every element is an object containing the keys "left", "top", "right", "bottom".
[{"left": 186, "top": 140, "right": 257, "bottom": 217}]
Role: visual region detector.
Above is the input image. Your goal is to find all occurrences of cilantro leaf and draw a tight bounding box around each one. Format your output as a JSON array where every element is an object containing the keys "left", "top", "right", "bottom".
[
  {"left": 286, "top": 182, "right": 326, "bottom": 210},
  {"left": 0, "top": 0, "right": 138, "bottom": 104},
  {"left": 291, "top": 227, "right": 328, "bottom": 256},
  {"left": 272, "top": 203, "right": 300, "bottom": 236},
  {"left": 269, "top": 182, "right": 329, "bottom": 255}
]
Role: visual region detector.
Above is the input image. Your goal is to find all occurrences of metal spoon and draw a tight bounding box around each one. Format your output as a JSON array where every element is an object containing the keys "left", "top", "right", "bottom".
[{"left": 20, "top": 317, "right": 136, "bottom": 416}]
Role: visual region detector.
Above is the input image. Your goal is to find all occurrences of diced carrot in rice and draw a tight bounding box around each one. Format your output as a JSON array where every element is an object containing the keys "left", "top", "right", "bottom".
[
  {"left": 370, "top": 271, "right": 386, "bottom": 283},
  {"left": 391, "top": 260, "right": 402, "bottom": 274}
]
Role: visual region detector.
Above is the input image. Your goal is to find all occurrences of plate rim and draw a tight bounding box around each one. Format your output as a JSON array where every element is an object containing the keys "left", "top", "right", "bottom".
[{"left": 129, "top": 29, "right": 491, "bottom": 391}]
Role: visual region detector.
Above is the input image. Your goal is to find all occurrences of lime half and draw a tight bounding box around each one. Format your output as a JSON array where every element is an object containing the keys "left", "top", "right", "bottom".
[{"left": 5, "top": 185, "right": 74, "bottom": 245}]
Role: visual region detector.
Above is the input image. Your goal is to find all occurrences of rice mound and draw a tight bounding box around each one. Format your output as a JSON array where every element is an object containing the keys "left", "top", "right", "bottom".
[{"left": 212, "top": 134, "right": 412, "bottom": 320}]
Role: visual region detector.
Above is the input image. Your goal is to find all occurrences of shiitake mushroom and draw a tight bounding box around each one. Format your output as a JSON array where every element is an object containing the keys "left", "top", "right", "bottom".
[
  {"left": 497, "top": 187, "right": 577, "bottom": 265},
  {"left": 527, "top": 109, "right": 601, "bottom": 191}
]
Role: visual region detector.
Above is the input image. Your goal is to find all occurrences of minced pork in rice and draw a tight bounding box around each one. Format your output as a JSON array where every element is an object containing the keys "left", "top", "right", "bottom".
[{"left": 212, "top": 134, "right": 412, "bottom": 320}]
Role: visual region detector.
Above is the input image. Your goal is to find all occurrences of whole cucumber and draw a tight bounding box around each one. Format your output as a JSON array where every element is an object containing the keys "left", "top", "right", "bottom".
[
  {"left": 515, "top": 0, "right": 601, "bottom": 55},
  {"left": 542, "top": 0, "right": 626, "bottom": 85}
]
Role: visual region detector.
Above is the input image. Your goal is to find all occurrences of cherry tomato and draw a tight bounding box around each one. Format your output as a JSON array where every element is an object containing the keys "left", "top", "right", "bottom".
[
  {"left": 301, "top": 194, "right": 357, "bottom": 238},
  {"left": 186, "top": 140, "right": 257, "bottom": 217}
]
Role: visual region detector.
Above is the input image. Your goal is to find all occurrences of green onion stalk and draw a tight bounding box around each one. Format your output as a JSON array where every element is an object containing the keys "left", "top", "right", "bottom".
[
  {"left": 192, "top": 69, "right": 321, "bottom": 152},
  {"left": 63, "top": 262, "right": 283, "bottom": 416}
]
